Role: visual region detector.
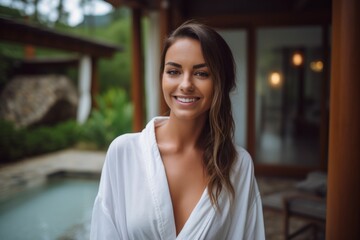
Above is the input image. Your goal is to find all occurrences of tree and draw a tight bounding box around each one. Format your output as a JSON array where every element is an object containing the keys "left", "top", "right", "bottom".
[{"left": 55, "top": 0, "right": 69, "bottom": 25}]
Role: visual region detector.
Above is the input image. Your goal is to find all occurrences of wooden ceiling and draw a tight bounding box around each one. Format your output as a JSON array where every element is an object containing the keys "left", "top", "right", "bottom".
[
  {"left": 105, "top": 0, "right": 331, "bottom": 28},
  {"left": 105, "top": 0, "right": 331, "bottom": 14}
]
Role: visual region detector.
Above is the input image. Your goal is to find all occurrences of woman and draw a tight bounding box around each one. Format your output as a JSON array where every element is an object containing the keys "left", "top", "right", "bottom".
[{"left": 90, "top": 21, "right": 265, "bottom": 240}]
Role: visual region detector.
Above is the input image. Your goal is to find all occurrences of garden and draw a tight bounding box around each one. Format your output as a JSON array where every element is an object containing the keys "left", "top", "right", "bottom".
[{"left": 0, "top": 3, "right": 135, "bottom": 163}]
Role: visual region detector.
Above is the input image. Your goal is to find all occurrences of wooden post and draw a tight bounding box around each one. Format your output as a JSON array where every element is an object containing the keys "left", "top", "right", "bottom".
[
  {"left": 24, "top": 16, "right": 35, "bottom": 59},
  {"left": 159, "top": 0, "right": 170, "bottom": 115},
  {"left": 326, "top": 0, "right": 360, "bottom": 238},
  {"left": 246, "top": 26, "right": 256, "bottom": 158},
  {"left": 131, "top": 8, "right": 144, "bottom": 132},
  {"left": 320, "top": 25, "right": 330, "bottom": 171},
  {"left": 91, "top": 57, "right": 98, "bottom": 108}
]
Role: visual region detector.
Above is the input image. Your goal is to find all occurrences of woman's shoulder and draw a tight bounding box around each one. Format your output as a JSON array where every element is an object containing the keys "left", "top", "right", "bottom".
[
  {"left": 233, "top": 146, "right": 254, "bottom": 169},
  {"left": 230, "top": 146, "right": 256, "bottom": 182},
  {"left": 102, "top": 132, "right": 145, "bottom": 171},
  {"left": 107, "top": 132, "right": 142, "bottom": 153},
  {"left": 106, "top": 116, "right": 164, "bottom": 156}
]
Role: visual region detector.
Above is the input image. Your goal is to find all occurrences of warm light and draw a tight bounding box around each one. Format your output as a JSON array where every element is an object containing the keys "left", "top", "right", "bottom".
[
  {"left": 292, "top": 52, "right": 303, "bottom": 66},
  {"left": 268, "top": 72, "right": 282, "bottom": 88},
  {"left": 310, "top": 60, "right": 324, "bottom": 72}
]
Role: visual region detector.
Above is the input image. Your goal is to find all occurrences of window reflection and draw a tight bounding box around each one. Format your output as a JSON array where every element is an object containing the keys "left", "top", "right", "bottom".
[{"left": 255, "top": 27, "right": 325, "bottom": 166}]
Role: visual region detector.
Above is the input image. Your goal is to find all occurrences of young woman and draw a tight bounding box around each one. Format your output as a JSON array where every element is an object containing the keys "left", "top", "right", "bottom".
[{"left": 90, "top": 21, "right": 265, "bottom": 239}]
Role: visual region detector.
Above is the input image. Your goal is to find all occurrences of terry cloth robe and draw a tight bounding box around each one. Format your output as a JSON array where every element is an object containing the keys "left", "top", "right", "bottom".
[{"left": 90, "top": 117, "right": 265, "bottom": 240}]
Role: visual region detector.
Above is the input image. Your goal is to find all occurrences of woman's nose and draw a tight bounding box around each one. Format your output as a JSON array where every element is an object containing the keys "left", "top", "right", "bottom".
[{"left": 179, "top": 73, "right": 194, "bottom": 92}]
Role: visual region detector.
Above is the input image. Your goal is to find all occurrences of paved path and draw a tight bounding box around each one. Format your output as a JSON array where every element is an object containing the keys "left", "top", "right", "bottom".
[{"left": 0, "top": 149, "right": 106, "bottom": 200}]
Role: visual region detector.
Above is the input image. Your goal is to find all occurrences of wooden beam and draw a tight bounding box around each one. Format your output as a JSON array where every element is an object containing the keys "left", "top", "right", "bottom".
[
  {"left": 131, "top": 8, "right": 145, "bottom": 131},
  {"left": 319, "top": 25, "right": 330, "bottom": 171},
  {"left": 91, "top": 57, "right": 99, "bottom": 108},
  {"left": 202, "top": 10, "right": 331, "bottom": 28},
  {"left": 246, "top": 26, "right": 256, "bottom": 158},
  {"left": 0, "top": 17, "right": 122, "bottom": 58},
  {"left": 326, "top": 0, "right": 360, "bottom": 238},
  {"left": 159, "top": 0, "right": 170, "bottom": 115},
  {"left": 104, "top": 0, "right": 122, "bottom": 8},
  {"left": 14, "top": 57, "right": 79, "bottom": 74},
  {"left": 104, "top": 0, "right": 145, "bottom": 8},
  {"left": 255, "top": 164, "right": 320, "bottom": 179}
]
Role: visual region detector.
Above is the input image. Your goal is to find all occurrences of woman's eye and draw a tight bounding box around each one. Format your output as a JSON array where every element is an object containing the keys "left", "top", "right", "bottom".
[
  {"left": 195, "top": 71, "right": 210, "bottom": 78},
  {"left": 166, "top": 70, "right": 180, "bottom": 76}
]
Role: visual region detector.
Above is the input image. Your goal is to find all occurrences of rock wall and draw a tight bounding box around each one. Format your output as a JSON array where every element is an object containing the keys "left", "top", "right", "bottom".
[{"left": 0, "top": 74, "right": 78, "bottom": 127}]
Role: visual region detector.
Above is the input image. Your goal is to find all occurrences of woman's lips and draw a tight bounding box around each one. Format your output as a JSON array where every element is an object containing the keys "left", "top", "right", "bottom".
[{"left": 175, "top": 96, "right": 200, "bottom": 103}]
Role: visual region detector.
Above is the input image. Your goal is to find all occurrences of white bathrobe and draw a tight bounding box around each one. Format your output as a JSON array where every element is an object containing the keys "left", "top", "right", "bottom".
[{"left": 90, "top": 117, "right": 265, "bottom": 240}]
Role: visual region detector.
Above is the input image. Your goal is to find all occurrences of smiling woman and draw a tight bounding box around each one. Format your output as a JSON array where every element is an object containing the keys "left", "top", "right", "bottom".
[
  {"left": 90, "top": 20, "right": 265, "bottom": 240},
  {"left": 162, "top": 38, "right": 213, "bottom": 122}
]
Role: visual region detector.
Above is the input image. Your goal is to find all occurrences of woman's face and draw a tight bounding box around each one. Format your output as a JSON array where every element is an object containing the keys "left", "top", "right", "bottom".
[{"left": 162, "top": 38, "right": 214, "bottom": 122}]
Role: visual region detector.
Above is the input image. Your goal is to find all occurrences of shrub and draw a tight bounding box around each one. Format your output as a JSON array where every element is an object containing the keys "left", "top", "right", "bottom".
[
  {"left": 0, "top": 120, "right": 80, "bottom": 163},
  {"left": 0, "top": 88, "right": 133, "bottom": 162},
  {"left": 80, "top": 88, "right": 133, "bottom": 149},
  {"left": 0, "top": 120, "right": 26, "bottom": 161}
]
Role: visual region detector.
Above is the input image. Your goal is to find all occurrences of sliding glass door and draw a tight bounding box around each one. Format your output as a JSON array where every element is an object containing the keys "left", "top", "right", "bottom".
[{"left": 255, "top": 26, "right": 329, "bottom": 167}]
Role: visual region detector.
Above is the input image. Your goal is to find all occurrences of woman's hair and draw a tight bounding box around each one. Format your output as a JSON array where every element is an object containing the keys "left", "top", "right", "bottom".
[{"left": 160, "top": 20, "right": 238, "bottom": 207}]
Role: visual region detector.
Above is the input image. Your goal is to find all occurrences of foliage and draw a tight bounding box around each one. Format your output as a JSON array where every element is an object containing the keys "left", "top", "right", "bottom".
[
  {"left": 0, "top": 5, "right": 23, "bottom": 18},
  {"left": 0, "top": 120, "right": 80, "bottom": 162},
  {"left": 5, "top": 0, "right": 74, "bottom": 26},
  {"left": 0, "top": 54, "right": 13, "bottom": 90},
  {"left": 0, "top": 87, "right": 133, "bottom": 162},
  {"left": 80, "top": 88, "right": 133, "bottom": 149},
  {"left": 0, "top": 5, "right": 134, "bottom": 160},
  {"left": 0, "top": 4, "right": 132, "bottom": 94},
  {"left": 66, "top": 11, "right": 132, "bottom": 93}
]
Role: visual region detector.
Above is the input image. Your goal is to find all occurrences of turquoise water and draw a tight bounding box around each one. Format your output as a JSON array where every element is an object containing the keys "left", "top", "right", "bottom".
[{"left": 0, "top": 178, "right": 99, "bottom": 240}]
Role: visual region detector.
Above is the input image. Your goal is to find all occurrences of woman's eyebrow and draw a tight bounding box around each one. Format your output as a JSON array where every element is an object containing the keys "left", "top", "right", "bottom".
[
  {"left": 165, "top": 62, "right": 181, "bottom": 68},
  {"left": 193, "top": 63, "right": 207, "bottom": 69},
  {"left": 165, "top": 62, "right": 207, "bottom": 69}
]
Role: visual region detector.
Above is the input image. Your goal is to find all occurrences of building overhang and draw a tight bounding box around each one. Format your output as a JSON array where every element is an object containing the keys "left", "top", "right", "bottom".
[{"left": 0, "top": 17, "right": 123, "bottom": 58}]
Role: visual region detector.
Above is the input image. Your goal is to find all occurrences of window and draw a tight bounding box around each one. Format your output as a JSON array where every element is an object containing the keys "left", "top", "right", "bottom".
[{"left": 255, "top": 26, "right": 328, "bottom": 166}]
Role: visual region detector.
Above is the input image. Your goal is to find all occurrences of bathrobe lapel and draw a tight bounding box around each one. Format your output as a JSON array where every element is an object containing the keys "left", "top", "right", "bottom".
[{"left": 142, "top": 118, "right": 215, "bottom": 240}]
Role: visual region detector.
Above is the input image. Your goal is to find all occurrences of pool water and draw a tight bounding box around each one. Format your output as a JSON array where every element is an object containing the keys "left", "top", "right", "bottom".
[{"left": 0, "top": 178, "right": 99, "bottom": 240}]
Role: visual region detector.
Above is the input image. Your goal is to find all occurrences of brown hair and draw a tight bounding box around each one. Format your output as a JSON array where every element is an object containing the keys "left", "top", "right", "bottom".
[{"left": 160, "top": 20, "right": 238, "bottom": 208}]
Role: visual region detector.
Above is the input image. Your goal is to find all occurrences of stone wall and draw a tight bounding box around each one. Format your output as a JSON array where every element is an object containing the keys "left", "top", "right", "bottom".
[{"left": 0, "top": 74, "right": 78, "bottom": 127}]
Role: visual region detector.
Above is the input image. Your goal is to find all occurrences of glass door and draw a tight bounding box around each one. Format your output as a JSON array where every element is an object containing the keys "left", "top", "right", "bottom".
[{"left": 255, "top": 26, "right": 329, "bottom": 167}]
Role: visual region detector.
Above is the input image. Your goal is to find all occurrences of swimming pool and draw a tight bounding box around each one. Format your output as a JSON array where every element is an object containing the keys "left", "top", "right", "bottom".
[{"left": 0, "top": 177, "right": 99, "bottom": 240}]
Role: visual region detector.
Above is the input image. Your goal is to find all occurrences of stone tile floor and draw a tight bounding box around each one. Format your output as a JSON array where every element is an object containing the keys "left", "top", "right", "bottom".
[
  {"left": 257, "top": 177, "right": 318, "bottom": 240},
  {"left": 0, "top": 149, "right": 105, "bottom": 201},
  {"left": 0, "top": 149, "right": 318, "bottom": 239}
]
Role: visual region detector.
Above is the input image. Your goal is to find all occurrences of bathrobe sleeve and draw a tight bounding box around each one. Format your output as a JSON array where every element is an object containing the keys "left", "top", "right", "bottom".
[
  {"left": 90, "top": 196, "right": 120, "bottom": 239},
  {"left": 243, "top": 192, "right": 265, "bottom": 239},
  {"left": 90, "top": 137, "right": 128, "bottom": 240}
]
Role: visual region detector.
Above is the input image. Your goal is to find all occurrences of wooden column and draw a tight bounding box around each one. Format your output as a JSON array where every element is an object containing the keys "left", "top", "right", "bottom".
[
  {"left": 246, "top": 26, "right": 256, "bottom": 158},
  {"left": 326, "top": 0, "right": 360, "bottom": 238},
  {"left": 159, "top": 0, "right": 170, "bottom": 115},
  {"left": 24, "top": 16, "right": 35, "bottom": 59},
  {"left": 90, "top": 57, "right": 98, "bottom": 108},
  {"left": 131, "top": 8, "right": 144, "bottom": 132},
  {"left": 320, "top": 25, "right": 330, "bottom": 171}
]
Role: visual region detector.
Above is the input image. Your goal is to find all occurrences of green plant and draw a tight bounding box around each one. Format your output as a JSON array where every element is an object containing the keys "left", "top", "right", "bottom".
[
  {"left": 80, "top": 88, "right": 133, "bottom": 149},
  {"left": 0, "top": 119, "right": 25, "bottom": 160},
  {"left": 0, "top": 119, "right": 80, "bottom": 162}
]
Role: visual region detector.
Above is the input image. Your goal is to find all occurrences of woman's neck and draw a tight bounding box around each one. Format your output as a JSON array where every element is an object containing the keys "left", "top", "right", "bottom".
[{"left": 157, "top": 114, "right": 207, "bottom": 152}]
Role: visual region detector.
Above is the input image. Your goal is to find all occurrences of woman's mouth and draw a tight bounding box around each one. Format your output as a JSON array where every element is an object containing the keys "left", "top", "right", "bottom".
[{"left": 175, "top": 96, "right": 200, "bottom": 103}]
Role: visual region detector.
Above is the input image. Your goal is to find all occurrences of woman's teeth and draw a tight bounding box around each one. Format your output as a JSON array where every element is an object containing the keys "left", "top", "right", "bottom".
[{"left": 177, "top": 97, "right": 197, "bottom": 103}]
